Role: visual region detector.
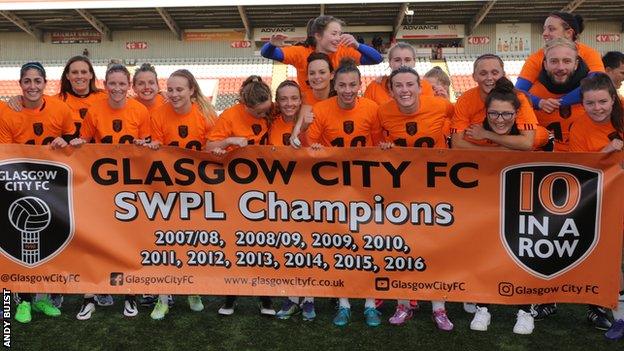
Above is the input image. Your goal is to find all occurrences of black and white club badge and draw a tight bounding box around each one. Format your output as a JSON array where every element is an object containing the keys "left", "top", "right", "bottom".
[
  {"left": 0, "top": 160, "right": 74, "bottom": 268},
  {"left": 500, "top": 163, "right": 602, "bottom": 279}
]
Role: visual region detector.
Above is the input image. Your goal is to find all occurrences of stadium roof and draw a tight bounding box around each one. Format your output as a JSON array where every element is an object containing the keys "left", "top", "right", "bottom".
[{"left": 0, "top": 1, "right": 622, "bottom": 41}]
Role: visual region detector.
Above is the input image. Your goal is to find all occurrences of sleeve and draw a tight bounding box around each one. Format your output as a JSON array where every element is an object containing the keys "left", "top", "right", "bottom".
[
  {"left": 449, "top": 96, "right": 471, "bottom": 133},
  {"left": 280, "top": 46, "right": 306, "bottom": 67},
  {"left": 516, "top": 93, "right": 539, "bottom": 130},
  {"left": 0, "top": 116, "right": 13, "bottom": 143},
  {"left": 356, "top": 43, "right": 383, "bottom": 65},
  {"left": 363, "top": 82, "right": 377, "bottom": 102},
  {"left": 515, "top": 77, "right": 542, "bottom": 108},
  {"left": 207, "top": 113, "right": 233, "bottom": 141},
  {"left": 60, "top": 104, "right": 76, "bottom": 136},
  {"left": 420, "top": 79, "right": 435, "bottom": 97},
  {"left": 567, "top": 124, "right": 585, "bottom": 152},
  {"left": 305, "top": 105, "right": 324, "bottom": 144},
  {"left": 583, "top": 46, "right": 606, "bottom": 73},
  {"left": 260, "top": 42, "right": 285, "bottom": 62},
  {"left": 368, "top": 105, "right": 383, "bottom": 146},
  {"left": 518, "top": 51, "right": 542, "bottom": 83},
  {"left": 559, "top": 87, "right": 582, "bottom": 107},
  {"left": 150, "top": 113, "right": 164, "bottom": 143},
  {"left": 80, "top": 111, "right": 96, "bottom": 140},
  {"left": 138, "top": 110, "right": 151, "bottom": 140}
]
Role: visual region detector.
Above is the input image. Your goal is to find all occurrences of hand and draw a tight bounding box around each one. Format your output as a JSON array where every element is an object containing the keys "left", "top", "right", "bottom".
[
  {"left": 310, "top": 143, "right": 323, "bottom": 150},
  {"left": 609, "top": 139, "right": 623, "bottom": 151},
  {"left": 8, "top": 95, "right": 23, "bottom": 112},
  {"left": 289, "top": 134, "right": 302, "bottom": 149},
  {"left": 432, "top": 85, "right": 449, "bottom": 99},
  {"left": 133, "top": 138, "right": 148, "bottom": 146},
  {"left": 538, "top": 98, "right": 560, "bottom": 113},
  {"left": 270, "top": 33, "right": 291, "bottom": 47},
  {"left": 211, "top": 147, "right": 227, "bottom": 156},
  {"left": 50, "top": 137, "right": 68, "bottom": 149},
  {"left": 69, "top": 138, "right": 86, "bottom": 147},
  {"left": 464, "top": 124, "right": 489, "bottom": 141},
  {"left": 301, "top": 111, "right": 314, "bottom": 130},
  {"left": 339, "top": 34, "right": 359, "bottom": 48},
  {"left": 227, "top": 137, "right": 248, "bottom": 148},
  {"left": 379, "top": 141, "right": 394, "bottom": 150},
  {"left": 144, "top": 142, "right": 161, "bottom": 150}
]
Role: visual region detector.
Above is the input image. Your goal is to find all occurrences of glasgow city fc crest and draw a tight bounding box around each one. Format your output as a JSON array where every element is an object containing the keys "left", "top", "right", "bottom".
[
  {"left": 251, "top": 124, "right": 262, "bottom": 136},
  {"left": 178, "top": 125, "right": 189, "bottom": 138},
  {"left": 500, "top": 163, "right": 601, "bottom": 279},
  {"left": 0, "top": 160, "right": 74, "bottom": 268},
  {"left": 32, "top": 123, "right": 44, "bottom": 136},
  {"left": 112, "top": 119, "right": 123, "bottom": 133},
  {"left": 405, "top": 122, "right": 417, "bottom": 136},
  {"left": 343, "top": 121, "right": 354, "bottom": 135}
]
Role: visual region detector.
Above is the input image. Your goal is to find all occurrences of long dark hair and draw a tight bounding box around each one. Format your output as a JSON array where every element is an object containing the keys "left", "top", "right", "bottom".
[
  {"left": 300, "top": 15, "right": 344, "bottom": 48},
  {"left": 306, "top": 52, "right": 336, "bottom": 96},
  {"left": 580, "top": 72, "right": 624, "bottom": 135},
  {"left": 59, "top": 55, "right": 101, "bottom": 99}
]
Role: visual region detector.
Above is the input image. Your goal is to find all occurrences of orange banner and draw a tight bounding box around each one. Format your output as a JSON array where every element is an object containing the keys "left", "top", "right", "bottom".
[{"left": 0, "top": 145, "right": 622, "bottom": 308}]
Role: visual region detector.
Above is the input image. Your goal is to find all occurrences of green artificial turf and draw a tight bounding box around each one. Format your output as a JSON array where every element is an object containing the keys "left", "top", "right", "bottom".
[{"left": 8, "top": 295, "right": 619, "bottom": 350}]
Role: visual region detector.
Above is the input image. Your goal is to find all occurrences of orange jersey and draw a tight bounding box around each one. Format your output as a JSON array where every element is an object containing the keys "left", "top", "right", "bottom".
[
  {"left": 519, "top": 42, "right": 604, "bottom": 83},
  {"left": 528, "top": 80, "right": 585, "bottom": 151},
  {"left": 282, "top": 45, "right": 362, "bottom": 97},
  {"left": 134, "top": 94, "right": 166, "bottom": 116},
  {"left": 307, "top": 96, "right": 381, "bottom": 147},
  {"left": 569, "top": 114, "right": 621, "bottom": 152},
  {"left": 0, "top": 100, "right": 7, "bottom": 113},
  {"left": 302, "top": 91, "right": 327, "bottom": 106},
  {"left": 80, "top": 98, "right": 151, "bottom": 144},
  {"left": 55, "top": 90, "right": 107, "bottom": 136},
  {"left": 268, "top": 115, "right": 296, "bottom": 146},
  {"left": 208, "top": 103, "right": 269, "bottom": 145},
  {"left": 364, "top": 76, "right": 434, "bottom": 105},
  {"left": 378, "top": 95, "right": 452, "bottom": 148},
  {"left": 0, "top": 97, "right": 75, "bottom": 145},
  {"left": 451, "top": 86, "right": 538, "bottom": 135},
  {"left": 151, "top": 103, "right": 216, "bottom": 151}
]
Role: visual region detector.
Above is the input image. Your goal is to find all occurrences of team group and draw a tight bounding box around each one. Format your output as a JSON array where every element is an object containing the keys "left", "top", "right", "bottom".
[{"left": 1, "top": 10, "right": 622, "bottom": 340}]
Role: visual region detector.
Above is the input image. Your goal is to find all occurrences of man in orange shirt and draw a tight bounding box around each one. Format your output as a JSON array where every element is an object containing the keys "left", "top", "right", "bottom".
[
  {"left": 528, "top": 38, "right": 590, "bottom": 151},
  {"left": 515, "top": 11, "right": 603, "bottom": 109}
]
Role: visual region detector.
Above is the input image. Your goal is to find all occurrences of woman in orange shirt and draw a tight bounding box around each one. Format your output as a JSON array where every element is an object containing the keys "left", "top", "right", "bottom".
[
  {"left": 71, "top": 64, "right": 150, "bottom": 320},
  {"left": 460, "top": 78, "right": 542, "bottom": 335},
  {"left": 206, "top": 76, "right": 276, "bottom": 316},
  {"left": 2, "top": 62, "right": 74, "bottom": 324},
  {"left": 451, "top": 54, "right": 538, "bottom": 150},
  {"left": 363, "top": 42, "right": 434, "bottom": 106},
  {"left": 516, "top": 11, "right": 604, "bottom": 111},
  {"left": 573, "top": 76, "right": 624, "bottom": 340},
  {"left": 570, "top": 73, "right": 623, "bottom": 152},
  {"left": 269, "top": 80, "right": 317, "bottom": 321},
  {"left": 132, "top": 63, "right": 165, "bottom": 115},
  {"left": 290, "top": 53, "right": 335, "bottom": 147},
  {"left": 56, "top": 56, "right": 108, "bottom": 138},
  {"left": 145, "top": 69, "right": 216, "bottom": 320},
  {"left": 206, "top": 76, "right": 272, "bottom": 155},
  {"left": 302, "top": 59, "right": 382, "bottom": 327},
  {"left": 261, "top": 15, "right": 382, "bottom": 99},
  {"left": 377, "top": 66, "right": 454, "bottom": 330}
]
